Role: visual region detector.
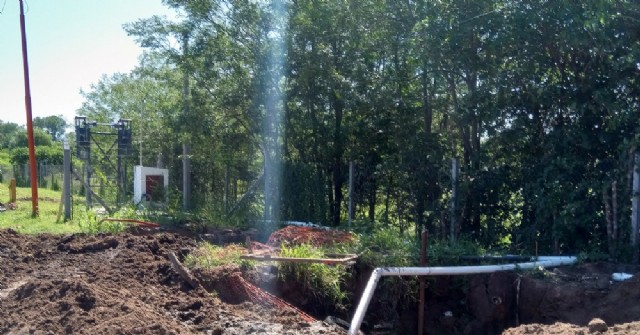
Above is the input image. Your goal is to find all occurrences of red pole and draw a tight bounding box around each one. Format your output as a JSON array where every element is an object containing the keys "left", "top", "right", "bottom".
[
  {"left": 418, "top": 227, "right": 427, "bottom": 334},
  {"left": 19, "top": 0, "right": 39, "bottom": 217}
]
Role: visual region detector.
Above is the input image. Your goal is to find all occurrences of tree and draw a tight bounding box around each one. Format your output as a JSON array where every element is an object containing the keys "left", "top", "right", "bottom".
[{"left": 33, "top": 115, "right": 67, "bottom": 141}]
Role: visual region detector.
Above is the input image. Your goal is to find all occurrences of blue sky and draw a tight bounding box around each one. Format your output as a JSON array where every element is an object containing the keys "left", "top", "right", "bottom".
[{"left": 0, "top": 0, "right": 176, "bottom": 126}]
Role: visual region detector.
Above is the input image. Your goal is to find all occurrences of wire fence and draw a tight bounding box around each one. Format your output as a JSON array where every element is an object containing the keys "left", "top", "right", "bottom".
[{"left": 3, "top": 164, "right": 83, "bottom": 194}]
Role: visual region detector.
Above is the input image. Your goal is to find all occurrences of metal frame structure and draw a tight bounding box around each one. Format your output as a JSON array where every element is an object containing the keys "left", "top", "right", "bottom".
[{"left": 75, "top": 116, "right": 132, "bottom": 209}]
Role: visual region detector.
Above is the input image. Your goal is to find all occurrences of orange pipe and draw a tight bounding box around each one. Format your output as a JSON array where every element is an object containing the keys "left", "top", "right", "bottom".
[{"left": 99, "top": 218, "right": 160, "bottom": 229}]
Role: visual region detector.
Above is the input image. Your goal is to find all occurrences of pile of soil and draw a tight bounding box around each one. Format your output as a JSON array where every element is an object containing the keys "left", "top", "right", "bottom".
[
  {"left": 3, "top": 227, "right": 640, "bottom": 335},
  {"left": 0, "top": 229, "right": 345, "bottom": 335}
]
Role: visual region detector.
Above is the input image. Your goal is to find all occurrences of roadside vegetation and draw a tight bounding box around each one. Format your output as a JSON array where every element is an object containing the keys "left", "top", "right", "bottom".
[{"left": 0, "top": 182, "right": 81, "bottom": 234}]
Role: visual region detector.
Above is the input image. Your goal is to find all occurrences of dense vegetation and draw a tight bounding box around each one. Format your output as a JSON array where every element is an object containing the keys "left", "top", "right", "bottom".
[{"left": 45, "top": 0, "right": 640, "bottom": 260}]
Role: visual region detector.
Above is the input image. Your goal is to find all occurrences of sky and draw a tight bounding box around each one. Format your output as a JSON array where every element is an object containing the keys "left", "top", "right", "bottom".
[{"left": 0, "top": 0, "right": 177, "bottom": 126}]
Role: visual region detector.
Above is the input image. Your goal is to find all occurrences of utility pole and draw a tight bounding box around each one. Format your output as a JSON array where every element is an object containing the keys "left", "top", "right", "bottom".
[{"left": 19, "top": 0, "right": 39, "bottom": 217}]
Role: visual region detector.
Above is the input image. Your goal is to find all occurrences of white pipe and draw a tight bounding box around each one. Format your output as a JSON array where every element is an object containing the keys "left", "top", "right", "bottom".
[{"left": 348, "top": 256, "right": 577, "bottom": 335}]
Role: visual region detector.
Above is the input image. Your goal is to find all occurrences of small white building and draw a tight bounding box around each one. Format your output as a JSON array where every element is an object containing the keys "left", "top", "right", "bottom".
[{"left": 133, "top": 166, "right": 169, "bottom": 204}]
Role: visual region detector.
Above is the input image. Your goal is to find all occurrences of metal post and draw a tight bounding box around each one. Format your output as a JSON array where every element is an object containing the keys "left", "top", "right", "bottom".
[
  {"left": 181, "top": 31, "right": 191, "bottom": 211},
  {"left": 63, "top": 140, "right": 71, "bottom": 221},
  {"left": 348, "top": 161, "right": 354, "bottom": 227},
  {"left": 418, "top": 227, "right": 428, "bottom": 334},
  {"left": 85, "top": 156, "right": 92, "bottom": 208},
  {"left": 450, "top": 158, "right": 458, "bottom": 243},
  {"left": 632, "top": 153, "right": 639, "bottom": 264},
  {"left": 19, "top": 0, "right": 39, "bottom": 217}
]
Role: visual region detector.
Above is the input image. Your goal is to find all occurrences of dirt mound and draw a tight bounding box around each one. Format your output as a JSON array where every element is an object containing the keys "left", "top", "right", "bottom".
[
  {"left": 267, "top": 225, "right": 354, "bottom": 247},
  {"left": 502, "top": 319, "right": 640, "bottom": 335},
  {"left": 0, "top": 229, "right": 346, "bottom": 335}
]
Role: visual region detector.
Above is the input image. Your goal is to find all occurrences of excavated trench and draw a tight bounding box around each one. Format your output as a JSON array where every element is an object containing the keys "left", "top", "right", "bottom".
[{"left": 1, "top": 228, "right": 640, "bottom": 335}]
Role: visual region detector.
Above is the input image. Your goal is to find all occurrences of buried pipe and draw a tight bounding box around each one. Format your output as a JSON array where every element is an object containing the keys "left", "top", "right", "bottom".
[{"left": 348, "top": 256, "right": 577, "bottom": 335}]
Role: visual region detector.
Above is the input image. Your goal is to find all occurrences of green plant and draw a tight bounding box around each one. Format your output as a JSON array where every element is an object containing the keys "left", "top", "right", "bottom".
[
  {"left": 355, "top": 226, "right": 418, "bottom": 267},
  {"left": 427, "top": 238, "right": 486, "bottom": 266},
  {"left": 277, "top": 243, "right": 349, "bottom": 308},
  {"left": 183, "top": 242, "right": 254, "bottom": 269},
  {"left": 74, "top": 208, "right": 127, "bottom": 234}
]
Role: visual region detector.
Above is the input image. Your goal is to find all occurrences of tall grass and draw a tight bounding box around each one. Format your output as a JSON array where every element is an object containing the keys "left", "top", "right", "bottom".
[
  {"left": 278, "top": 243, "right": 349, "bottom": 307},
  {"left": 183, "top": 242, "right": 254, "bottom": 269}
]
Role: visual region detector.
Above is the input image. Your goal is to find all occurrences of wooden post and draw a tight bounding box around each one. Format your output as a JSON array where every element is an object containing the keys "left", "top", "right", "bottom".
[
  {"left": 631, "top": 153, "right": 639, "bottom": 264},
  {"left": 9, "top": 178, "right": 17, "bottom": 203}
]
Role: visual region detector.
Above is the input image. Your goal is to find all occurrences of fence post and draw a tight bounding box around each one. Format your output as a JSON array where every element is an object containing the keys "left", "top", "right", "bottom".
[
  {"left": 9, "top": 178, "right": 17, "bottom": 203},
  {"left": 63, "top": 140, "right": 72, "bottom": 221},
  {"left": 348, "top": 161, "right": 354, "bottom": 228},
  {"left": 450, "top": 158, "right": 458, "bottom": 243},
  {"left": 632, "top": 153, "right": 639, "bottom": 264}
]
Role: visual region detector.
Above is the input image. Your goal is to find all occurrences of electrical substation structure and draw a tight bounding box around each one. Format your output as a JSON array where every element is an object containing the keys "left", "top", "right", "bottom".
[{"left": 75, "top": 116, "right": 132, "bottom": 211}]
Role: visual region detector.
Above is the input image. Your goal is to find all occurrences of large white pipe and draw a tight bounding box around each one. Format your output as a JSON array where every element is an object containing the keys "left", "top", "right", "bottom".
[{"left": 348, "top": 256, "right": 577, "bottom": 335}]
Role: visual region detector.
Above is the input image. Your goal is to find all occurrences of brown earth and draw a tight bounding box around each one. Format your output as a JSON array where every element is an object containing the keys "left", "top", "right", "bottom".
[
  {"left": 497, "top": 263, "right": 640, "bottom": 335},
  {"left": 419, "top": 263, "right": 640, "bottom": 335},
  {"left": 2, "top": 228, "right": 640, "bottom": 335},
  {"left": 0, "top": 229, "right": 345, "bottom": 335}
]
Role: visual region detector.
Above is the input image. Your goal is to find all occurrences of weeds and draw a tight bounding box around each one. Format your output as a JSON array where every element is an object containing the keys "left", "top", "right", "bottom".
[
  {"left": 183, "top": 242, "right": 254, "bottom": 269},
  {"left": 73, "top": 208, "right": 127, "bottom": 234},
  {"left": 277, "top": 243, "right": 349, "bottom": 308}
]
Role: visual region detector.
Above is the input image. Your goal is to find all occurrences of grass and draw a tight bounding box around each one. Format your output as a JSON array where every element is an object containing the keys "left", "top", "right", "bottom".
[
  {"left": 183, "top": 242, "right": 253, "bottom": 269},
  {"left": 278, "top": 243, "right": 349, "bottom": 307},
  {"left": 0, "top": 182, "right": 85, "bottom": 234}
]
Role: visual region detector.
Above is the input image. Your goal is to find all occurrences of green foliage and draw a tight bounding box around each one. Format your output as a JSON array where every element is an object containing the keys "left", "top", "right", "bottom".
[
  {"left": 6, "top": 127, "right": 53, "bottom": 149},
  {"left": 183, "top": 242, "right": 253, "bottom": 269},
  {"left": 73, "top": 208, "right": 128, "bottom": 234},
  {"left": 0, "top": 121, "right": 21, "bottom": 149},
  {"left": 70, "top": 0, "right": 640, "bottom": 260},
  {"left": 278, "top": 243, "right": 349, "bottom": 307},
  {"left": 355, "top": 226, "right": 418, "bottom": 267},
  {"left": 10, "top": 146, "right": 64, "bottom": 165},
  {"left": 428, "top": 238, "right": 486, "bottom": 266},
  {"left": 33, "top": 115, "right": 68, "bottom": 141},
  {"left": 73, "top": 206, "right": 147, "bottom": 235}
]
